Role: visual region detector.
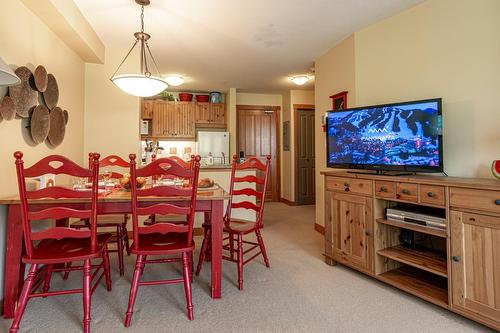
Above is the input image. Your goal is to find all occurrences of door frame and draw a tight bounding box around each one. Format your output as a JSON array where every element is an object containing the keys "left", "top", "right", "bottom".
[
  {"left": 294, "top": 104, "right": 315, "bottom": 205},
  {"left": 236, "top": 104, "right": 281, "bottom": 201}
]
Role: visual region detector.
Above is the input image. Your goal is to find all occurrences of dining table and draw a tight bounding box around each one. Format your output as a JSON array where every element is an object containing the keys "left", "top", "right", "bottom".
[{"left": 0, "top": 185, "right": 230, "bottom": 319}]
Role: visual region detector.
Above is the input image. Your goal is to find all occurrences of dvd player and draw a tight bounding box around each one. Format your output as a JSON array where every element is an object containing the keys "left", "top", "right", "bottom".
[{"left": 386, "top": 207, "right": 446, "bottom": 230}]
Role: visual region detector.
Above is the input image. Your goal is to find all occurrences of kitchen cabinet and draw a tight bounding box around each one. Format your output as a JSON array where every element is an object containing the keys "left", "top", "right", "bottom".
[
  {"left": 196, "top": 102, "right": 226, "bottom": 128},
  {"left": 152, "top": 101, "right": 195, "bottom": 139},
  {"left": 450, "top": 210, "right": 500, "bottom": 326},
  {"left": 141, "top": 100, "right": 154, "bottom": 119},
  {"left": 325, "top": 190, "right": 373, "bottom": 273}
]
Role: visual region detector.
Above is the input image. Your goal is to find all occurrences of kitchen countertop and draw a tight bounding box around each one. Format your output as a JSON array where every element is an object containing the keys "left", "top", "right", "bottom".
[{"left": 200, "top": 164, "right": 232, "bottom": 170}]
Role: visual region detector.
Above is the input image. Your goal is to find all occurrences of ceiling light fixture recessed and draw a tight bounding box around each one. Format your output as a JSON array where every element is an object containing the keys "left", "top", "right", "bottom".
[
  {"left": 110, "top": 0, "right": 167, "bottom": 97},
  {"left": 165, "top": 75, "right": 184, "bottom": 86},
  {"left": 290, "top": 75, "right": 311, "bottom": 86}
]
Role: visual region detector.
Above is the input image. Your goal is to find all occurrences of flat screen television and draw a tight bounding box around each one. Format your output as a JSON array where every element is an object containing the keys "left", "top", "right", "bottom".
[{"left": 326, "top": 98, "right": 443, "bottom": 173}]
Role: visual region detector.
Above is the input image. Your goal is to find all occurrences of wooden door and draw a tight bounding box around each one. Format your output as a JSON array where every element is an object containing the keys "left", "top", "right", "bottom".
[
  {"left": 296, "top": 109, "right": 315, "bottom": 205},
  {"left": 175, "top": 102, "right": 195, "bottom": 139},
  {"left": 237, "top": 107, "right": 279, "bottom": 201},
  {"left": 141, "top": 99, "right": 154, "bottom": 119},
  {"left": 450, "top": 210, "right": 500, "bottom": 324},
  {"left": 210, "top": 103, "right": 226, "bottom": 126},
  {"left": 152, "top": 101, "right": 173, "bottom": 137},
  {"left": 196, "top": 102, "right": 211, "bottom": 125},
  {"left": 325, "top": 191, "right": 373, "bottom": 272}
]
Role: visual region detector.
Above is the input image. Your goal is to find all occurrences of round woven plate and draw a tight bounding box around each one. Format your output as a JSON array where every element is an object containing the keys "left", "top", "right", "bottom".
[
  {"left": 34, "top": 65, "right": 48, "bottom": 92},
  {"left": 47, "top": 107, "right": 66, "bottom": 146},
  {"left": 0, "top": 96, "right": 16, "bottom": 120},
  {"left": 8, "top": 66, "right": 38, "bottom": 118},
  {"left": 43, "top": 74, "right": 59, "bottom": 110},
  {"left": 30, "top": 105, "right": 50, "bottom": 144}
]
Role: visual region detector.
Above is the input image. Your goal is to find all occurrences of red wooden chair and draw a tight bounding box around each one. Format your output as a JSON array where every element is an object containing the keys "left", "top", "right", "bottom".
[
  {"left": 144, "top": 154, "right": 194, "bottom": 226},
  {"left": 69, "top": 153, "right": 130, "bottom": 276},
  {"left": 124, "top": 154, "right": 201, "bottom": 327},
  {"left": 10, "top": 152, "right": 112, "bottom": 333},
  {"left": 196, "top": 155, "right": 271, "bottom": 290}
]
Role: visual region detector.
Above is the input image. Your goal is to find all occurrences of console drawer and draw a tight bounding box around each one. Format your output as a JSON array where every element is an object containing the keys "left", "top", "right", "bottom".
[
  {"left": 375, "top": 181, "right": 396, "bottom": 199},
  {"left": 325, "top": 177, "right": 372, "bottom": 196},
  {"left": 420, "top": 185, "right": 446, "bottom": 206},
  {"left": 396, "top": 183, "right": 418, "bottom": 202},
  {"left": 450, "top": 187, "right": 500, "bottom": 214}
]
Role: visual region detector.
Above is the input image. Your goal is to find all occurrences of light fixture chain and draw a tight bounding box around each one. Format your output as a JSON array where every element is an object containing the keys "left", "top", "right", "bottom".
[{"left": 140, "top": 5, "right": 145, "bottom": 33}]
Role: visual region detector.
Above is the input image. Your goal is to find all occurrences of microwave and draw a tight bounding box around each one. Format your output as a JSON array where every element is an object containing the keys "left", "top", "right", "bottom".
[{"left": 140, "top": 120, "right": 150, "bottom": 135}]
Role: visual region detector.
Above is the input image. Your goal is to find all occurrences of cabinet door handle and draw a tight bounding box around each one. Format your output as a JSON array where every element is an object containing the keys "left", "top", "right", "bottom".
[
  {"left": 427, "top": 192, "right": 435, "bottom": 198},
  {"left": 452, "top": 256, "right": 461, "bottom": 262},
  {"left": 380, "top": 187, "right": 388, "bottom": 193},
  {"left": 402, "top": 189, "right": 411, "bottom": 195},
  {"left": 495, "top": 200, "right": 500, "bottom": 205},
  {"left": 344, "top": 182, "right": 350, "bottom": 187},
  {"left": 344, "top": 187, "right": 350, "bottom": 192},
  {"left": 365, "top": 231, "right": 371, "bottom": 236}
]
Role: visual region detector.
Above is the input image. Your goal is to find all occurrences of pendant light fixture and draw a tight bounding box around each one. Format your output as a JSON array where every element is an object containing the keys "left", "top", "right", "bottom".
[{"left": 110, "top": 0, "right": 167, "bottom": 97}]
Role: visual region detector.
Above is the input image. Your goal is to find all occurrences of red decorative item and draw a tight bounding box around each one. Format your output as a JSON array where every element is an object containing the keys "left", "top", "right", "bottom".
[
  {"left": 178, "top": 93, "right": 193, "bottom": 102},
  {"left": 195, "top": 94, "right": 210, "bottom": 102},
  {"left": 492, "top": 160, "right": 500, "bottom": 179},
  {"left": 124, "top": 154, "right": 201, "bottom": 326},
  {"left": 196, "top": 155, "right": 271, "bottom": 290},
  {"left": 329, "top": 90, "right": 348, "bottom": 110},
  {"left": 10, "top": 152, "right": 112, "bottom": 333},
  {"left": 68, "top": 154, "right": 131, "bottom": 277}
]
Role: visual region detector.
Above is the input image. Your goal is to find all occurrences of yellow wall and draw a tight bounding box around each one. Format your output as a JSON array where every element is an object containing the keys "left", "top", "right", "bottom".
[
  {"left": 0, "top": 0, "right": 86, "bottom": 299},
  {"left": 226, "top": 88, "right": 237, "bottom": 157},
  {"left": 315, "top": 0, "right": 500, "bottom": 226},
  {"left": 315, "top": 35, "right": 356, "bottom": 226},
  {"left": 84, "top": 48, "right": 141, "bottom": 159}
]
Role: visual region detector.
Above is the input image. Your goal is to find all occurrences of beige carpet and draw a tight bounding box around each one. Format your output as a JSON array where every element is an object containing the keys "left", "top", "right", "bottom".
[{"left": 0, "top": 203, "right": 494, "bottom": 332}]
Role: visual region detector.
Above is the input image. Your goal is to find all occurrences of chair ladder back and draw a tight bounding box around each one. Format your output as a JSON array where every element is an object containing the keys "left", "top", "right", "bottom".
[
  {"left": 225, "top": 155, "right": 271, "bottom": 228},
  {"left": 88, "top": 153, "right": 129, "bottom": 180},
  {"left": 129, "top": 155, "right": 201, "bottom": 250},
  {"left": 14, "top": 151, "right": 101, "bottom": 258}
]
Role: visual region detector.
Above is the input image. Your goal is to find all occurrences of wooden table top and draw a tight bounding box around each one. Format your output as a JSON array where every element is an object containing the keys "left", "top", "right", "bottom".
[{"left": 0, "top": 186, "right": 230, "bottom": 205}]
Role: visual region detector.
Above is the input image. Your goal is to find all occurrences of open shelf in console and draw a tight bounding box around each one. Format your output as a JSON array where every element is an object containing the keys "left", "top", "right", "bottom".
[
  {"left": 377, "top": 265, "right": 448, "bottom": 308},
  {"left": 376, "top": 218, "right": 447, "bottom": 238},
  {"left": 377, "top": 245, "right": 447, "bottom": 277}
]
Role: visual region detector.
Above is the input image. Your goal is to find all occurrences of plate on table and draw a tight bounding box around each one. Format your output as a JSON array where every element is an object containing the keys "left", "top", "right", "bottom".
[{"left": 198, "top": 184, "right": 219, "bottom": 191}]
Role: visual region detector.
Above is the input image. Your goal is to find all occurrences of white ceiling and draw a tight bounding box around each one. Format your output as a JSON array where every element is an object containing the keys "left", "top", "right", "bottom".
[{"left": 74, "top": 0, "right": 424, "bottom": 92}]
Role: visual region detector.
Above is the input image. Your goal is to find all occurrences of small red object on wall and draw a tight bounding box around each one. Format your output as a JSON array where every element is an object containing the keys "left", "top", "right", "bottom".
[{"left": 323, "top": 91, "right": 349, "bottom": 131}]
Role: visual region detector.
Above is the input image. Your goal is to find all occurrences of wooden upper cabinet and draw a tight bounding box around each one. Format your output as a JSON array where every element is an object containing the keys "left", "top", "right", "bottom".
[
  {"left": 175, "top": 102, "right": 195, "bottom": 139},
  {"left": 450, "top": 210, "right": 500, "bottom": 325},
  {"left": 325, "top": 190, "right": 374, "bottom": 273},
  {"left": 141, "top": 100, "right": 154, "bottom": 119},
  {"left": 195, "top": 102, "right": 226, "bottom": 128},
  {"left": 151, "top": 101, "right": 195, "bottom": 139}
]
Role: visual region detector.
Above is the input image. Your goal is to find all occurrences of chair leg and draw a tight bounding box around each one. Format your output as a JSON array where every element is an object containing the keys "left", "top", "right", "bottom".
[
  {"left": 63, "top": 262, "right": 71, "bottom": 280},
  {"left": 82, "top": 259, "right": 92, "bottom": 333},
  {"left": 103, "top": 247, "right": 112, "bottom": 291},
  {"left": 123, "top": 224, "right": 130, "bottom": 256},
  {"left": 237, "top": 234, "right": 244, "bottom": 290},
  {"left": 9, "top": 264, "right": 38, "bottom": 333},
  {"left": 195, "top": 227, "right": 210, "bottom": 276},
  {"left": 124, "top": 255, "right": 145, "bottom": 327},
  {"left": 182, "top": 252, "right": 194, "bottom": 320},
  {"left": 189, "top": 252, "right": 194, "bottom": 283},
  {"left": 229, "top": 232, "right": 235, "bottom": 260},
  {"left": 256, "top": 230, "right": 270, "bottom": 268},
  {"left": 116, "top": 225, "right": 124, "bottom": 276},
  {"left": 42, "top": 264, "right": 54, "bottom": 295}
]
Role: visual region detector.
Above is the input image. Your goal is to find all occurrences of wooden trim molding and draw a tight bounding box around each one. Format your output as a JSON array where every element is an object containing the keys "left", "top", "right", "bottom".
[
  {"left": 280, "top": 198, "right": 296, "bottom": 206},
  {"left": 236, "top": 105, "right": 280, "bottom": 111},
  {"left": 314, "top": 223, "right": 325, "bottom": 235}
]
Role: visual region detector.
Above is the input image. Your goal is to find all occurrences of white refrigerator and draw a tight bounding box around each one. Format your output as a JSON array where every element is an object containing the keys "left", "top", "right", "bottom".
[{"left": 197, "top": 131, "right": 230, "bottom": 164}]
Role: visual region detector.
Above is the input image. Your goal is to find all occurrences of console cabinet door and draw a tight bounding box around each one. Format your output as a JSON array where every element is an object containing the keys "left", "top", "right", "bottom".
[
  {"left": 325, "top": 191, "right": 373, "bottom": 272},
  {"left": 451, "top": 210, "right": 500, "bottom": 324}
]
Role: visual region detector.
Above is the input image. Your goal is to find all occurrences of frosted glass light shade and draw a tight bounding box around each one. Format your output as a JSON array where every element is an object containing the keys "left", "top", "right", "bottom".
[
  {"left": 290, "top": 75, "right": 310, "bottom": 86},
  {"left": 0, "top": 57, "right": 20, "bottom": 86},
  {"left": 111, "top": 74, "right": 168, "bottom": 97},
  {"left": 165, "top": 75, "right": 184, "bottom": 86}
]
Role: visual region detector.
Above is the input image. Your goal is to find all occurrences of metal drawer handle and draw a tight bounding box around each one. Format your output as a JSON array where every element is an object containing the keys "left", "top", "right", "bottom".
[
  {"left": 495, "top": 200, "right": 500, "bottom": 205},
  {"left": 452, "top": 256, "right": 460, "bottom": 262},
  {"left": 380, "top": 187, "right": 388, "bottom": 193},
  {"left": 427, "top": 192, "right": 435, "bottom": 198},
  {"left": 345, "top": 187, "right": 350, "bottom": 192},
  {"left": 402, "top": 189, "right": 411, "bottom": 195},
  {"left": 344, "top": 182, "right": 350, "bottom": 187}
]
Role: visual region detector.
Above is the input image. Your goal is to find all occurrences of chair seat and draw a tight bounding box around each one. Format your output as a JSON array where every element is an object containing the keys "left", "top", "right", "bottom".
[
  {"left": 71, "top": 215, "right": 128, "bottom": 229},
  {"left": 23, "top": 233, "right": 113, "bottom": 264},
  {"left": 130, "top": 233, "right": 194, "bottom": 255},
  {"left": 203, "top": 219, "right": 259, "bottom": 235},
  {"left": 143, "top": 215, "right": 188, "bottom": 226}
]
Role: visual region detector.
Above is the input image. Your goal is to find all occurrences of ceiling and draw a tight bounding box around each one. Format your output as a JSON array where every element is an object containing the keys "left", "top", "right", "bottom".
[{"left": 74, "top": 0, "right": 424, "bottom": 92}]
